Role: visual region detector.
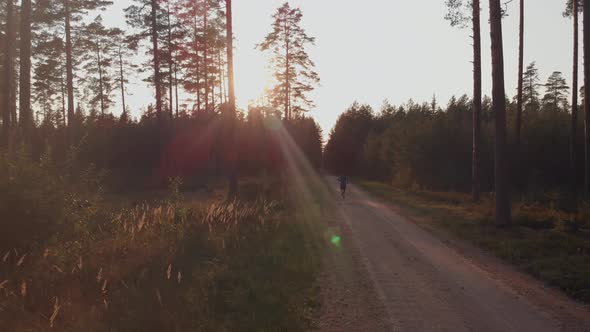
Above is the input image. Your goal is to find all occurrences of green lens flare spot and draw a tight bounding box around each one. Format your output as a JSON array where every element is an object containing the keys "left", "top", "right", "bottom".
[{"left": 330, "top": 235, "right": 341, "bottom": 247}]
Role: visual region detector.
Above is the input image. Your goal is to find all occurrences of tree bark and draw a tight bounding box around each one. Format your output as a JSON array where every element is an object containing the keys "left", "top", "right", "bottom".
[
  {"left": 167, "top": 0, "right": 173, "bottom": 119},
  {"left": 174, "top": 59, "right": 179, "bottom": 117},
  {"left": 61, "top": 70, "right": 67, "bottom": 127},
  {"left": 515, "top": 0, "right": 524, "bottom": 151},
  {"left": 226, "top": 0, "right": 238, "bottom": 199},
  {"left": 584, "top": 0, "right": 590, "bottom": 193},
  {"left": 472, "top": 0, "right": 482, "bottom": 202},
  {"left": 151, "top": 0, "right": 163, "bottom": 122},
  {"left": 285, "top": 20, "right": 291, "bottom": 121},
  {"left": 203, "top": 0, "right": 209, "bottom": 113},
  {"left": 193, "top": 16, "right": 201, "bottom": 112},
  {"left": 65, "top": 0, "right": 75, "bottom": 140},
  {"left": 97, "top": 37, "right": 105, "bottom": 116},
  {"left": 119, "top": 46, "right": 127, "bottom": 117},
  {"left": 19, "top": 0, "right": 32, "bottom": 143},
  {"left": 2, "top": 0, "right": 15, "bottom": 148},
  {"left": 489, "top": 0, "right": 512, "bottom": 226},
  {"left": 572, "top": 0, "right": 579, "bottom": 204}
]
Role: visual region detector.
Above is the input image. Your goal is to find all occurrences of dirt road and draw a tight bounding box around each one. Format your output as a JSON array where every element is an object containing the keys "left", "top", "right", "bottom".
[{"left": 315, "top": 180, "right": 590, "bottom": 331}]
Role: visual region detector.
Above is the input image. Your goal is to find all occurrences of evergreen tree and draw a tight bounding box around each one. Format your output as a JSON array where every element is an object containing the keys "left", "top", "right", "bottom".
[
  {"left": 444, "top": 0, "right": 483, "bottom": 201},
  {"left": 565, "top": 0, "right": 582, "bottom": 202},
  {"left": 258, "top": 2, "right": 319, "bottom": 121},
  {"left": 125, "top": 0, "right": 163, "bottom": 123},
  {"left": 542, "top": 71, "right": 570, "bottom": 111},
  {"left": 19, "top": 0, "right": 33, "bottom": 143},
  {"left": 516, "top": 0, "right": 525, "bottom": 151},
  {"left": 489, "top": 0, "right": 512, "bottom": 226},
  {"left": 1, "top": 0, "right": 15, "bottom": 148},
  {"left": 61, "top": 0, "right": 112, "bottom": 139},
  {"left": 80, "top": 15, "right": 119, "bottom": 116},
  {"left": 523, "top": 62, "right": 541, "bottom": 111}
]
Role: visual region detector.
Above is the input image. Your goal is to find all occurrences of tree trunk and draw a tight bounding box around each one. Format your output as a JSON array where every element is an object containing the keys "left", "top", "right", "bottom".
[
  {"left": 119, "top": 47, "right": 127, "bottom": 116},
  {"left": 572, "top": 0, "right": 579, "bottom": 205},
  {"left": 167, "top": 0, "right": 173, "bottom": 119},
  {"left": 97, "top": 38, "right": 105, "bottom": 116},
  {"left": 218, "top": 50, "right": 224, "bottom": 107},
  {"left": 515, "top": 0, "right": 524, "bottom": 151},
  {"left": 65, "top": 0, "right": 75, "bottom": 140},
  {"left": 151, "top": 0, "right": 163, "bottom": 122},
  {"left": 226, "top": 0, "right": 238, "bottom": 199},
  {"left": 584, "top": 0, "right": 590, "bottom": 193},
  {"left": 285, "top": 21, "right": 291, "bottom": 121},
  {"left": 203, "top": 0, "right": 209, "bottom": 113},
  {"left": 489, "top": 0, "right": 512, "bottom": 226},
  {"left": 193, "top": 16, "right": 201, "bottom": 112},
  {"left": 174, "top": 59, "right": 179, "bottom": 117},
  {"left": 472, "top": 0, "right": 482, "bottom": 202},
  {"left": 61, "top": 70, "right": 67, "bottom": 127},
  {"left": 2, "top": 0, "right": 14, "bottom": 148},
  {"left": 19, "top": 0, "right": 32, "bottom": 143}
]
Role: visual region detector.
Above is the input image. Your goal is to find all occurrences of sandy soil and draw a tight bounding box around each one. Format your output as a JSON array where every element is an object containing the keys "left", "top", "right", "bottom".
[{"left": 314, "top": 181, "right": 590, "bottom": 331}]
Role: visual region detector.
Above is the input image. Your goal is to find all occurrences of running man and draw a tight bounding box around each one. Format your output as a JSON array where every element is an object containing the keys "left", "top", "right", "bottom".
[{"left": 337, "top": 176, "right": 349, "bottom": 199}]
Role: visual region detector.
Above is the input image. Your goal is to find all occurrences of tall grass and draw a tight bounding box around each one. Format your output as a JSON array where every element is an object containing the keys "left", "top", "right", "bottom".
[{"left": 0, "top": 166, "right": 320, "bottom": 330}]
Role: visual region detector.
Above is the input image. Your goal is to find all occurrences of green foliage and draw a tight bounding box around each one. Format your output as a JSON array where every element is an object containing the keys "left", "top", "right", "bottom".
[
  {"left": 0, "top": 175, "right": 321, "bottom": 331},
  {"left": 325, "top": 93, "right": 581, "bottom": 194},
  {"left": 0, "top": 145, "right": 105, "bottom": 251},
  {"left": 258, "top": 2, "right": 320, "bottom": 118}
]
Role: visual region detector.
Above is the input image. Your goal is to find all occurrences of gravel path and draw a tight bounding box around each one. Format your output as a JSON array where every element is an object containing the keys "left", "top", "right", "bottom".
[{"left": 315, "top": 180, "right": 590, "bottom": 331}]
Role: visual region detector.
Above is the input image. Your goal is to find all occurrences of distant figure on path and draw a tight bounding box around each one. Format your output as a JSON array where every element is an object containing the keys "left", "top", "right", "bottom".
[{"left": 337, "top": 176, "right": 349, "bottom": 199}]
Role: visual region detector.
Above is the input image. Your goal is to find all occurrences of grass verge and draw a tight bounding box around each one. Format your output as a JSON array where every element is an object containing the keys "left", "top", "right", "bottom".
[
  {"left": 357, "top": 180, "right": 590, "bottom": 304},
  {"left": 0, "top": 177, "right": 323, "bottom": 331}
]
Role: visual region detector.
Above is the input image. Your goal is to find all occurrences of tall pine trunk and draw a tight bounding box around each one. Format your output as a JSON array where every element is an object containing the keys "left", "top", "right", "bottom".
[
  {"left": 193, "top": 16, "right": 201, "bottom": 112},
  {"left": 167, "top": 1, "right": 173, "bottom": 119},
  {"left": 584, "top": 0, "right": 590, "bottom": 193},
  {"left": 226, "top": 0, "right": 238, "bottom": 199},
  {"left": 151, "top": 0, "right": 163, "bottom": 122},
  {"left": 96, "top": 38, "right": 105, "bottom": 116},
  {"left": 472, "top": 0, "right": 482, "bottom": 202},
  {"left": 174, "top": 60, "right": 179, "bottom": 117},
  {"left": 2, "top": 0, "right": 14, "bottom": 148},
  {"left": 572, "top": 0, "right": 579, "bottom": 204},
  {"left": 19, "top": 0, "right": 32, "bottom": 143},
  {"left": 284, "top": 22, "right": 290, "bottom": 121},
  {"left": 203, "top": 0, "right": 209, "bottom": 113},
  {"left": 65, "top": 0, "right": 75, "bottom": 140},
  {"left": 119, "top": 47, "right": 127, "bottom": 116},
  {"left": 515, "top": 0, "right": 524, "bottom": 151},
  {"left": 489, "top": 0, "right": 512, "bottom": 226}
]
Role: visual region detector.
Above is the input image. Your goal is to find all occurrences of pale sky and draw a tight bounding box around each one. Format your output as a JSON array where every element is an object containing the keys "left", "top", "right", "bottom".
[{"left": 102, "top": 0, "right": 579, "bottom": 136}]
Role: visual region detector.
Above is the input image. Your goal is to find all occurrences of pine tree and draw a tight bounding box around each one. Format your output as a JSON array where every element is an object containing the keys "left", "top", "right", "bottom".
[
  {"left": 515, "top": 0, "right": 524, "bottom": 152},
  {"left": 444, "top": 0, "right": 482, "bottom": 201},
  {"left": 1, "top": 0, "right": 15, "bottom": 148},
  {"left": 61, "top": 0, "right": 112, "bottom": 139},
  {"left": 81, "top": 16, "right": 119, "bottom": 116},
  {"left": 19, "top": 0, "right": 33, "bottom": 143},
  {"left": 523, "top": 62, "right": 541, "bottom": 111},
  {"left": 258, "top": 2, "right": 319, "bottom": 121},
  {"left": 542, "top": 71, "right": 570, "bottom": 111},
  {"left": 489, "top": 0, "right": 512, "bottom": 226},
  {"left": 125, "top": 0, "right": 163, "bottom": 123},
  {"left": 585, "top": 0, "right": 590, "bottom": 193},
  {"left": 111, "top": 30, "right": 137, "bottom": 118},
  {"left": 226, "top": 0, "right": 237, "bottom": 199},
  {"left": 564, "top": 0, "right": 581, "bottom": 203}
]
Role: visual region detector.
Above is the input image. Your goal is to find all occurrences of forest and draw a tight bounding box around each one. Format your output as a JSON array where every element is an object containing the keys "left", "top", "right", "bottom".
[
  {"left": 326, "top": 0, "right": 588, "bottom": 226},
  {"left": 1, "top": 0, "right": 590, "bottom": 330}
]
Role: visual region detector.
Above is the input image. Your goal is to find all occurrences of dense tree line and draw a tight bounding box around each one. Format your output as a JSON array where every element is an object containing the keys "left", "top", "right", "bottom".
[
  {"left": 325, "top": 73, "right": 585, "bottom": 206},
  {"left": 0, "top": 1, "right": 322, "bottom": 192}
]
